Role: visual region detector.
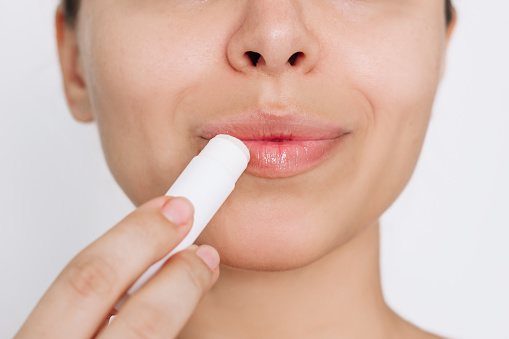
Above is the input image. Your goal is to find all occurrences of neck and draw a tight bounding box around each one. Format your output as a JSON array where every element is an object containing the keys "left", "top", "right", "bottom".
[{"left": 179, "top": 222, "right": 400, "bottom": 338}]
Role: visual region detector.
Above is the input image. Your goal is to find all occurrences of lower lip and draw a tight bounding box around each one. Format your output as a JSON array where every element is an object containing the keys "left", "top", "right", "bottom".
[{"left": 241, "top": 136, "right": 348, "bottom": 178}]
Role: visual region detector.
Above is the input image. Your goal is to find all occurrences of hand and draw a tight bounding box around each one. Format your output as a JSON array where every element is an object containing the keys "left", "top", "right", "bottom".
[{"left": 15, "top": 196, "right": 220, "bottom": 339}]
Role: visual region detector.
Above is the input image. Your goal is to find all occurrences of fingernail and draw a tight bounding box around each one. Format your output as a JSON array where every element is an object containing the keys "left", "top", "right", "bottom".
[
  {"left": 195, "top": 245, "right": 220, "bottom": 271},
  {"left": 161, "top": 197, "right": 194, "bottom": 226}
]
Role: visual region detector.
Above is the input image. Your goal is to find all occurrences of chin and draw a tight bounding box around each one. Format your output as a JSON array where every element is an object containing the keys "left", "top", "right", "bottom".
[
  {"left": 195, "top": 200, "right": 341, "bottom": 272},
  {"left": 202, "top": 236, "right": 328, "bottom": 272}
]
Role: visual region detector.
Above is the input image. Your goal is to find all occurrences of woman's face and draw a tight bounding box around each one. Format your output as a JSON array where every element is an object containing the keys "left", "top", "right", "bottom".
[{"left": 68, "top": 0, "right": 449, "bottom": 270}]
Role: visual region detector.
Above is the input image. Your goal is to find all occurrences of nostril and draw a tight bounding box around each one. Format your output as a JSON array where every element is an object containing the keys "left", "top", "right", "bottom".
[
  {"left": 288, "top": 52, "right": 302, "bottom": 66},
  {"left": 246, "top": 51, "right": 261, "bottom": 66},
  {"left": 244, "top": 51, "right": 304, "bottom": 68}
]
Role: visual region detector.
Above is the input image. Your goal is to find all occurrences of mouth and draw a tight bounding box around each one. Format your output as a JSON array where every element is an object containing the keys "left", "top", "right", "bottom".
[{"left": 199, "top": 112, "right": 351, "bottom": 178}]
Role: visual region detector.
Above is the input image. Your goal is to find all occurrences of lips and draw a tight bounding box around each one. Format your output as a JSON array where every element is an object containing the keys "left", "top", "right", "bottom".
[{"left": 199, "top": 112, "right": 350, "bottom": 178}]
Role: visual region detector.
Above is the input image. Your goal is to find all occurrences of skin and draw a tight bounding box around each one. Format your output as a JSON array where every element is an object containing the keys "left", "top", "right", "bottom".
[{"left": 17, "top": 0, "right": 456, "bottom": 338}]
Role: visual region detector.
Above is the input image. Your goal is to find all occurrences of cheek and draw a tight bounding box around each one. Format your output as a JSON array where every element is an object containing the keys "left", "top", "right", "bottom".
[
  {"left": 340, "top": 18, "right": 445, "bottom": 216},
  {"left": 344, "top": 18, "right": 444, "bottom": 116},
  {"left": 80, "top": 14, "right": 227, "bottom": 204}
]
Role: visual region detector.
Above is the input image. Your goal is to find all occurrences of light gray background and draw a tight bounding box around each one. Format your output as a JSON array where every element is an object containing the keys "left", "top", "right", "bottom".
[{"left": 1, "top": 1, "right": 508, "bottom": 338}]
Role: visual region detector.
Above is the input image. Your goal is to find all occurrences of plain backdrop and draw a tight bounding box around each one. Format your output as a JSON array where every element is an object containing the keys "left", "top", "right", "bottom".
[{"left": 1, "top": 1, "right": 508, "bottom": 338}]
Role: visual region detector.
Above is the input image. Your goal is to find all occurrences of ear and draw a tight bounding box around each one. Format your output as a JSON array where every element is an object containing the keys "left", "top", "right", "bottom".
[
  {"left": 440, "top": 7, "right": 457, "bottom": 80},
  {"left": 55, "top": 5, "right": 94, "bottom": 123}
]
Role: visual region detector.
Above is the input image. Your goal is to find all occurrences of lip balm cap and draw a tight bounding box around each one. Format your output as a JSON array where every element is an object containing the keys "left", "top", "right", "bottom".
[{"left": 199, "top": 135, "right": 250, "bottom": 181}]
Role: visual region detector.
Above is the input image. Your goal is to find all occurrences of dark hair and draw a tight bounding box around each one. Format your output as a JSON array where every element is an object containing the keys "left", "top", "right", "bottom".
[
  {"left": 445, "top": 0, "right": 455, "bottom": 27},
  {"left": 63, "top": 0, "right": 455, "bottom": 27},
  {"left": 62, "top": 0, "right": 80, "bottom": 27}
]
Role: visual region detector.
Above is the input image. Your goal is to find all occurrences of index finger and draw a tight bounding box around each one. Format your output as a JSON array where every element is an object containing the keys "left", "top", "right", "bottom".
[{"left": 15, "top": 196, "right": 194, "bottom": 339}]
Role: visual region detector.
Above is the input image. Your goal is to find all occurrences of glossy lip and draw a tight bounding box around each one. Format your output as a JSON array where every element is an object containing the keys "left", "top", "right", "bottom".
[{"left": 199, "top": 112, "right": 351, "bottom": 178}]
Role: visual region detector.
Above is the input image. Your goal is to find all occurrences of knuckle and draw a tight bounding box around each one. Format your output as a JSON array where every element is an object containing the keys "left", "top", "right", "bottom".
[
  {"left": 124, "top": 214, "right": 153, "bottom": 242},
  {"left": 123, "top": 302, "right": 165, "bottom": 339},
  {"left": 123, "top": 209, "right": 178, "bottom": 249},
  {"left": 65, "top": 256, "right": 116, "bottom": 299},
  {"left": 121, "top": 220, "right": 164, "bottom": 259},
  {"left": 178, "top": 252, "right": 211, "bottom": 292}
]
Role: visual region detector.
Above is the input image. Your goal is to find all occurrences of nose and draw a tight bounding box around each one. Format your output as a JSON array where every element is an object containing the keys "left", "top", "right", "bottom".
[{"left": 227, "top": 0, "right": 320, "bottom": 76}]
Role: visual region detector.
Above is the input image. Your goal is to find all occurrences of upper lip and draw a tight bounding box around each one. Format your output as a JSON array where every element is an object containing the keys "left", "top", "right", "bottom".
[{"left": 199, "top": 111, "right": 348, "bottom": 141}]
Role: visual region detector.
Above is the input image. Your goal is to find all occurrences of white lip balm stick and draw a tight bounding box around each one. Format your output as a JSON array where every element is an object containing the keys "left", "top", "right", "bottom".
[{"left": 115, "top": 134, "right": 250, "bottom": 309}]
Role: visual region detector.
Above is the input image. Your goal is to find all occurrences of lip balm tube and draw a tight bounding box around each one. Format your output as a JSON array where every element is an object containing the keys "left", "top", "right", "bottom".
[{"left": 115, "top": 134, "right": 249, "bottom": 309}]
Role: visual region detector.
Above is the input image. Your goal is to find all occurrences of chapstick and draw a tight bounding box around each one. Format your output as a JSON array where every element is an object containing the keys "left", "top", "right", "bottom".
[{"left": 115, "top": 135, "right": 250, "bottom": 309}]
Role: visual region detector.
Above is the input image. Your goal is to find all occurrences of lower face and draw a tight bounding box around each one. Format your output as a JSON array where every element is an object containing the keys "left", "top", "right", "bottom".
[{"left": 77, "top": 0, "right": 446, "bottom": 270}]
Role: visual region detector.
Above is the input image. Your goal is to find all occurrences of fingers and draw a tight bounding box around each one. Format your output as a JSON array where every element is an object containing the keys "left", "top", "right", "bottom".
[
  {"left": 15, "top": 196, "right": 195, "bottom": 339},
  {"left": 99, "top": 245, "right": 220, "bottom": 339}
]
